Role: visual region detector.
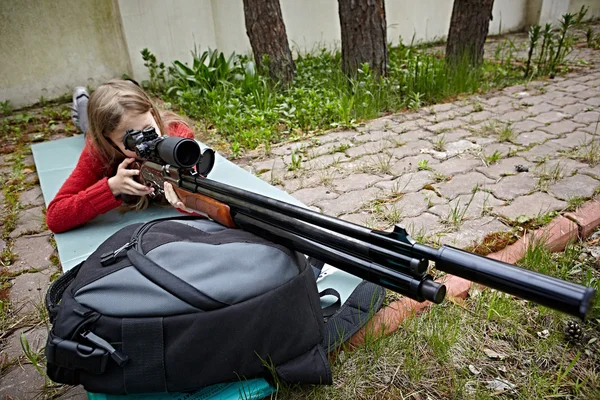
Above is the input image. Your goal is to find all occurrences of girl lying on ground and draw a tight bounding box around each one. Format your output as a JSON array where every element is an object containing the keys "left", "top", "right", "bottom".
[{"left": 46, "top": 79, "right": 196, "bottom": 233}]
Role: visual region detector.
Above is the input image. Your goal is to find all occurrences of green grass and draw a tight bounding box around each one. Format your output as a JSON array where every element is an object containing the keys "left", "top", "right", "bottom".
[
  {"left": 141, "top": 41, "right": 529, "bottom": 157},
  {"left": 279, "top": 233, "right": 600, "bottom": 400}
]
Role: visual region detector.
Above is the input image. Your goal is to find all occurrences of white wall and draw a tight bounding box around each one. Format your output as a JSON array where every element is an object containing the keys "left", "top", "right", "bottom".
[
  {"left": 0, "top": 0, "right": 130, "bottom": 108},
  {"left": 118, "top": 0, "right": 218, "bottom": 83},
  {"left": 3, "top": 0, "right": 600, "bottom": 107}
]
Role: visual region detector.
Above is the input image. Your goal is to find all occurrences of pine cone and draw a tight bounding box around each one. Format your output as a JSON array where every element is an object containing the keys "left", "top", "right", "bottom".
[{"left": 565, "top": 320, "right": 583, "bottom": 342}]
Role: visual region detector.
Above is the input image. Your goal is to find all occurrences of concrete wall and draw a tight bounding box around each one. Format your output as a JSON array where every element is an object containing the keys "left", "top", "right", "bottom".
[
  {"left": 0, "top": 0, "right": 130, "bottom": 108},
  {"left": 2, "top": 0, "right": 599, "bottom": 108}
]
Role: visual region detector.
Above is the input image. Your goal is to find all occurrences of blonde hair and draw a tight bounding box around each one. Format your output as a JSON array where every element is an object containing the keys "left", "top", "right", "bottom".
[{"left": 87, "top": 79, "right": 191, "bottom": 212}]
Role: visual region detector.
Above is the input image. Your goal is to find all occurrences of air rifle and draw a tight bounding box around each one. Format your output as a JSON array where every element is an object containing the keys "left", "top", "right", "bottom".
[{"left": 123, "top": 129, "right": 597, "bottom": 320}]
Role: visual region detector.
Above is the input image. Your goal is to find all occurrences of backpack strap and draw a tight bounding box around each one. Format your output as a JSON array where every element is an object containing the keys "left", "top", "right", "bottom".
[
  {"left": 45, "top": 262, "right": 83, "bottom": 323},
  {"left": 321, "top": 280, "right": 385, "bottom": 353}
]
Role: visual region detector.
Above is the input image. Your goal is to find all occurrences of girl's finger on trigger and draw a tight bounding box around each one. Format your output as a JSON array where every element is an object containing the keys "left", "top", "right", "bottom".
[{"left": 123, "top": 169, "right": 140, "bottom": 176}]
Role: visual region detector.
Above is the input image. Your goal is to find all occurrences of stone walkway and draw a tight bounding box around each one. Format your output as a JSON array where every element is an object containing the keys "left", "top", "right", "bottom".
[{"left": 1, "top": 29, "right": 600, "bottom": 400}]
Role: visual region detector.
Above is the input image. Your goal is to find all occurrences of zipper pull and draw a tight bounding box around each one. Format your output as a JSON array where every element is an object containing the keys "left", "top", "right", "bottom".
[
  {"left": 81, "top": 331, "right": 129, "bottom": 366},
  {"left": 100, "top": 240, "right": 137, "bottom": 266}
]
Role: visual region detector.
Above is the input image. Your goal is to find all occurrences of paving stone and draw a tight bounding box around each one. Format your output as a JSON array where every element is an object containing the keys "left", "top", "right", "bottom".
[
  {"left": 580, "top": 164, "right": 600, "bottom": 179},
  {"left": 484, "top": 96, "right": 514, "bottom": 106},
  {"left": 438, "top": 217, "right": 510, "bottom": 249},
  {"left": 281, "top": 174, "right": 325, "bottom": 192},
  {"left": 389, "top": 192, "right": 431, "bottom": 218},
  {"left": 307, "top": 140, "right": 357, "bottom": 158},
  {"left": 1, "top": 326, "right": 48, "bottom": 361},
  {"left": 375, "top": 170, "right": 434, "bottom": 193},
  {"left": 421, "top": 139, "right": 481, "bottom": 161},
  {"left": 10, "top": 233, "right": 54, "bottom": 273},
  {"left": 18, "top": 186, "right": 45, "bottom": 207},
  {"left": 584, "top": 96, "right": 600, "bottom": 107},
  {"left": 432, "top": 156, "right": 482, "bottom": 176},
  {"left": 548, "top": 130, "right": 596, "bottom": 148},
  {"left": 460, "top": 110, "right": 494, "bottom": 123},
  {"left": 397, "top": 212, "right": 445, "bottom": 237},
  {"left": 580, "top": 123, "right": 600, "bottom": 135},
  {"left": 573, "top": 88, "right": 600, "bottom": 99},
  {"left": 389, "top": 154, "right": 439, "bottom": 175},
  {"left": 492, "top": 192, "right": 567, "bottom": 221},
  {"left": 8, "top": 206, "right": 45, "bottom": 238},
  {"left": 8, "top": 269, "right": 53, "bottom": 315},
  {"left": 547, "top": 96, "right": 579, "bottom": 107},
  {"left": 513, "top": 130, "right": 555, "bottom": 146},
  {"left": 344, "top": 140, "right": 388, "bottom": 157},
  {"left": 532, "top": 111, "right": 568, "bottom": 124},
  {"left": 573, "top": 111, "right": 600, "bottom": 125},
  {"left": 315, "top": 130, "right": 358, "bottom": 144},
  {"left": 481, "top": 142, "right": 519, "bottom": 157},
  {"left": 397, "top": 129, "right": 434, "bottom": 143},
  {"left": 426, "top": 119, "right": 465, "bottom": 133},
  {"left": 331, "top": 173, "right": 389, "bottom": 192},
  {"left": 438, "top": 129, "right": 472, "bottom": 143},
  {"left": 425, "top": 109, "right": 459, "bottom": 123},
  {"left": 354, "top": 129, "right": 396, "bottom": 143},
  {"left": 0, "top": 363, "right": 46, "bottom": 399},
  {"left": 488, "top": 173, "right": 538, "bottom": 200},
  {"left": 476, "top": 156, "right": 529, "bottom": 179},
  {"left": 57, "top": 385, "right": 89, "bottom": 399},
  {"left": 249, "top": 157, "right": 286, "bottom": 174},
  {"left": 534, "top": 158, "right": 591, "bottom": 177},
  {"left": 339, "top": 212, "right": 374, "bottom": 227},
  {"left": 429, "top": 191, "right": 504, "bottom": 221},
  {"left": 316, "top": 186, "right": 382, "bottom": 216},
  {"left": 538, "top": 120, "right": 584, "bottom": 135},
  {"left": 304, "top": 153, "right": 349, "bottom": 170},
  {"left": 497, "top": 110, "right": 530, "bottom": 122},
  {"left": 548, "top": 174, "right": 600, "bottom": 201},
  {"left": 562, "top": 83, "right": 589, "bottom": 93},
  {"left": 431, "top": 102, "right": 456, "bottom": 113},
  {"left": 434, "top": 171, "right": 495, "bottom": 199},
  {"left": 518, "top": 142, "right": 563, "bottom": 163},
  {"left": 488, "top": 103, "right": 516, "bottom": 114},
  {"left": 392, "top": 120, "right": 424, "bottom": 133},
  {"left": 291, "top": 186, "right": 339, "bottom": 206},
  {"left": 512, "top": 120, "right": 544, "bottom": 133},
  {"left": 561, "top": 103, "right": 591, "bottom": 116},
  {"left": 269, "top": 141, "right": 313, "bottom": 156},
  {"left": 387, "top": 140, "right": 432, "bottom": 159}
]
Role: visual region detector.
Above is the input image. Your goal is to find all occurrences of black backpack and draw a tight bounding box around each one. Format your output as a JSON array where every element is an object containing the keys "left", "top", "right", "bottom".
[{"left": 45, "top": 217, "right": 385, "bottom": 394}]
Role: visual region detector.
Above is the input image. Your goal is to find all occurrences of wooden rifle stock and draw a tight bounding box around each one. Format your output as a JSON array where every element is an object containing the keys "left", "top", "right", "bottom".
[{"left": 172, "top": 186, "right": 237, "bottom": 228}]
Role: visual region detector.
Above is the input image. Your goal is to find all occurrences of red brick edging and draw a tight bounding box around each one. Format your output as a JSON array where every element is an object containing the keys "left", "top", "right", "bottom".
[{"left": 348, "top": 199, "right": 600, "bottom": 347}]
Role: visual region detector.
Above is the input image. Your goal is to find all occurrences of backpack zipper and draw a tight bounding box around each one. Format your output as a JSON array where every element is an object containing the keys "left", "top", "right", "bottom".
[{"left": 100, "top": 216, "right": 203, "bottom": 266}]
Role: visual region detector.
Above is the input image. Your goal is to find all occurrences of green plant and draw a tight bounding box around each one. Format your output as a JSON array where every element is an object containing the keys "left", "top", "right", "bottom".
[
  {"left": 407, "top": 91, "right": 424, "bottom": 110},
  {"left": 498, "top": 124, "right": 516, "bottom": 143},
  {"left": 525, "top": 25, "right": 541, "bottom": 77},
  {"left": 417, "top": 159, "right": 431, "bottom": 171},
  {"left": 444, "top": 192, "right": 476, "bottom": 229},
  {"left": 484, "top": 150, "right": 502, "bottom": 165},
  {"left": 288, "top": 149, "right": 303, "bottom": 171},
  {"left": 20, "top": 333, "right": 51, "bottom": 386},
  {"left": 432, "top": 134, "right": 446, "bottom": 152},
  {"left": 0, "top": 100, "right": 12, "bottom": 116}
]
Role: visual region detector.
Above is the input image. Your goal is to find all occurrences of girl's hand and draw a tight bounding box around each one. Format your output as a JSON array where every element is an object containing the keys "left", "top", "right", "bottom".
[
  {"left": 108, "top": 158, "right": 154, "bottom": 197},
  {"left": 164, "top": 182, "right": 195, "bottom": 213}
]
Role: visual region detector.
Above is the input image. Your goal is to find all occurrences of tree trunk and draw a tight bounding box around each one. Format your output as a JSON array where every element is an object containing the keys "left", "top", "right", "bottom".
[
  {"left": 242, "top": 0, "right": 295, "bottom": 84},
  {"left": 446, "top": 0, "right": 495, "bottom": 67},
  {"left": 338, "top": 0, "right": 387, "bottom": 77}
]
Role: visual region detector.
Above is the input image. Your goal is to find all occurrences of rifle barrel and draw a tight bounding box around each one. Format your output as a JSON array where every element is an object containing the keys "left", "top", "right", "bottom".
[
  {"left": 176, "top": 174, "right": 596, "bottom": 319},
  {"left": 234, "top": 213, "right": 446, "bottom": 303}
]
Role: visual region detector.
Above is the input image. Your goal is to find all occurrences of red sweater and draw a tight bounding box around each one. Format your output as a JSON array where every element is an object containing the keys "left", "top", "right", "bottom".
[{"left": 46, "top": 123, "right": 195, "bottom": 233}]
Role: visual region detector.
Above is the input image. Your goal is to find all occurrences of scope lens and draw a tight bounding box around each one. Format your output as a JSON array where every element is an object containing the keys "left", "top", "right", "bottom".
[{"left": 157, "top": 137, "right": 201, "bottom": 168}]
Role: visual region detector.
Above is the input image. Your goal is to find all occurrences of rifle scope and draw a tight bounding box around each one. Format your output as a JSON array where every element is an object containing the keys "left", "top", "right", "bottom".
[{"left": 123, "top": 127, "right": 201, "bottom": 169}]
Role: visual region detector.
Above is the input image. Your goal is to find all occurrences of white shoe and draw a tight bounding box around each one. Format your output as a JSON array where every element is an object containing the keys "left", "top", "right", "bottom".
[{"left": 71, "top": 87, "right": 89, "bottom": 133}]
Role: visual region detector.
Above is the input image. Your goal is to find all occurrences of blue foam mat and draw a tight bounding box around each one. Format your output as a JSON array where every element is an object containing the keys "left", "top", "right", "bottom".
[{"left": 32, "top": 135, "right": 361, "bottom": 399}]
